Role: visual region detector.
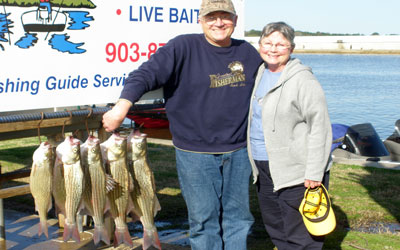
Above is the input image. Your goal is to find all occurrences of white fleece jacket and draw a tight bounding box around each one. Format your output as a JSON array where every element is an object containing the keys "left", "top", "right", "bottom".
[{"left": 247, "top": 58, "right": 332, "bottom": 191}]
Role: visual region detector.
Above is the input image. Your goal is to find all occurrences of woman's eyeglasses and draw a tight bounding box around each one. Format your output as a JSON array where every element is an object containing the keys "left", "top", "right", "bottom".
[{"left": 260, "top": 42, "right": 291, "bottom": 51}]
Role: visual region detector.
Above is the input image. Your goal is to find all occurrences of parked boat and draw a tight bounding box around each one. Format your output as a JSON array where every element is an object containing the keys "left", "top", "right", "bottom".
[
  {"left": 21, "top": 2, "right": 67, "bottom": 33},
  {"left": 127, "top": 108, "right": 168, "bottom": 129},
  {"left": 383, "top": 119, "right": 400, "bottom": 162},
  {"left": 331, "top": 122, "right": 400, "bottom": 169},
  {"left": 125, "top": 102, "right": 168, "bottom": 129}
]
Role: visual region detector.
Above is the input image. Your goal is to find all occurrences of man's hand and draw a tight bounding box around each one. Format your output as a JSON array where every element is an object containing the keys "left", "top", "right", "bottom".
[{"left": 102, "top": 99, "right": 132, "bottom": 132}]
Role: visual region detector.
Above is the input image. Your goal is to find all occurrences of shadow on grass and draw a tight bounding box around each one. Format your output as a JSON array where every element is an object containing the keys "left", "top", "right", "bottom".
[
  {"left": 358, "top": 167, "right": 400, "bottom": 228},
  {"left": 324, "top": 202, "right": 349, "bottom": 249}
]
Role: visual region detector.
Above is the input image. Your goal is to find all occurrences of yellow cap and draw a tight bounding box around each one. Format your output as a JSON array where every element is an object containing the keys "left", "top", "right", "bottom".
[{"left": 299, "top": 184, "right": 336, "bottom": 236}]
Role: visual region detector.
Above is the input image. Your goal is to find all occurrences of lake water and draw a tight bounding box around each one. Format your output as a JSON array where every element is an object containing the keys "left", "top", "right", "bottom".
[{"left": 293, "top": 54, "right": 400, "bottom": 139}]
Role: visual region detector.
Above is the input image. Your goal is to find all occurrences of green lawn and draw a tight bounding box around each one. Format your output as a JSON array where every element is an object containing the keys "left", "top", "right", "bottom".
[{"left": 1, "top": 137, "right": 399, "bottom": 249}]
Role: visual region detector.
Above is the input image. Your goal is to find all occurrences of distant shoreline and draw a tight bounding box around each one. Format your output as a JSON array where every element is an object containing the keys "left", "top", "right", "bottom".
[
  {"left": 246, "top": 36, "right": 400, "bottom": 55},
  {"left": 293, "top": 49, "right": 400, "bottom": 55}
]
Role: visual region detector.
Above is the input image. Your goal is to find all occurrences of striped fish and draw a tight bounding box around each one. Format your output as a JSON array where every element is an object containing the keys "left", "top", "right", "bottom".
[
  {"left": 101, "top": 132, "right": 134, "bottom": 248},
  {"left": 53, "top": 149, "right": 66, "bottom": 223},
  {"left": 128, "top": 130, "right": 161, "bottom": 250},
  {"left": 81, "top": 135, "right": 115, "bottom": 245},
  {"left": 30, "top": 141, "right": 55, "bottom": 239},
  {"left": 56, "top": 136, "right": 84, "bottom": 243}
]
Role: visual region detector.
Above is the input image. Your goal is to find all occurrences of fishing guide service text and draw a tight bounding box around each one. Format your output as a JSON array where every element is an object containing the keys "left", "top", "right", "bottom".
[{"left": 0, "top": 74, "right": 128, "bottom": 96}]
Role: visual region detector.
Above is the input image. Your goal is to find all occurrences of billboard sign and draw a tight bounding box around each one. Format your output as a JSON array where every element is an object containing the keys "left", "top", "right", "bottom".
[{"left": 0, "top": 0, "right": 244, "bottom": 112}]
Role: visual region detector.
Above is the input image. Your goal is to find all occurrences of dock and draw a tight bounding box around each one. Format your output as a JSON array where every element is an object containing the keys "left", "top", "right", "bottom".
[{"left": 1, "top": 208, "right": 190, "bottom": 250}]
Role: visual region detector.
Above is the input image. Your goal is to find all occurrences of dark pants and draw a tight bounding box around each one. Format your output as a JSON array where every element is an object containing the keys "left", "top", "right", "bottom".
[{"left": 255, "top": 160, "right": 329, "bottom": 250}]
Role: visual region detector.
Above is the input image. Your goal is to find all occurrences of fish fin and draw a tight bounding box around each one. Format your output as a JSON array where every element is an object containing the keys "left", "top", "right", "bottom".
[
  {"left": 104, "top": 198, "right": 110, "bottom": 213},
  {"left": 76, "top": 201, "right": 87, "bottom": 216},
  {"left": 38, "top": 220, "right": 49, "bottom": 239},
  {"left": 143, "top": 228, "right": 161, "bottom": 250},
  {"left": 63, "top": 222, "right": 81, "bottom": 243},
  {"left": 154, "top": 196, "right": 161, "bottom": 217},
  {"left": 79, "top": 207, "right": 92, "bottom": 216},
  {"left": 104, "top": 162, "right": 111, "bottom": 175},
  {"left": 47, "top": 198, "right": 53, "bottom": 213},
  {"left": 104, "top": 197, "right": 112, "bottom": 214},
  {"left": 60, "top": 163, "right": 65, "bottom": 178},
  {"left": 127, "top": 196, "right": 135, "bottom": 215},
  {"left": 129, "top": 211, "right": 140, "bottom": 222},
  {"left": 104, "top": 210, "right": 113, "bottom": 219},
  {"left": 31, "top": 164, "right": 37, "bottom": 176},
  {"left": 151, "top": 172, "right": 157, "bottom": 190},
  {"left": 128, "top": 172, "right": 135, "bottom": 192},
  {"left": 105, "top": 174, "right": 117, "bottom": 193},
  {"left": 114, "top": 227, "right": 133, "bottom": 248},
  {"left": 54, "top": 205, "right": 59, "bottom": 217},
  {"left": 93, "top": 225, "right": 110, "bottom": 245},
  {"left": 55, "top": 203, "right": 65, "bottom": 218},
  {"left": 133, "top": 128, "right": 142, "bottom": 136}
]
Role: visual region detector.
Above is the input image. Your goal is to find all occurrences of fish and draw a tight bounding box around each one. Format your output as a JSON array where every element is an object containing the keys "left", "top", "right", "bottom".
[
  {"left": 29, "top": 141, "right": 55, "bottom": 239},
  {"left": 80, "top": 135, "right": 115, "bottom": 246},
  {"left": 53, "top": 151, "right": 66, "bottom": 220},
  {"left": 128, "top": 130, "right": 162, "bottom": 250},
  {"left": 101, "top": 132, "right": 134, "bottom": 248},
  {"left": 56, "top": 136, "right": 84, "bottom": 243}
]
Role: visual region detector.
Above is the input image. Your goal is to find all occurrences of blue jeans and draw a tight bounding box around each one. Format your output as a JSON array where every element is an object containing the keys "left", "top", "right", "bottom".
[{"left": 175, "top": 147, "right": 254, "bottom": 250}]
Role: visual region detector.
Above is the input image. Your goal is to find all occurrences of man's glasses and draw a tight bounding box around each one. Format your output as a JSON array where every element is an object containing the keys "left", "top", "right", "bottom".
[
  {"left": 202, "top": 14, "right": 235, "bottom": 25},
  {"left": 260, "top": 42, "right": 291, "bottom": 51}
]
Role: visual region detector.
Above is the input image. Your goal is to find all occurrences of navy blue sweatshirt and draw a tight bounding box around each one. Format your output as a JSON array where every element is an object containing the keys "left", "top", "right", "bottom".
[{"left": 120, "top": 33, "right": 262, "bottom": 153}]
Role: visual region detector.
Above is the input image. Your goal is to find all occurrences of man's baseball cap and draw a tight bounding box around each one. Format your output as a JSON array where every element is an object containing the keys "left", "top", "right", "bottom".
[
  {"left": 199, "top": 0, "right": 236, "bottom": 17},
  {"left": 299, "top": 184, "right": 336, "bottom": 236}
]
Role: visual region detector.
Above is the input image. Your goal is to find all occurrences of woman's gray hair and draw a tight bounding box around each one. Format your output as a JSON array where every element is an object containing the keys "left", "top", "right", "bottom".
[{"left": 259, "top": 22, "right": 296, "bottom": 48}]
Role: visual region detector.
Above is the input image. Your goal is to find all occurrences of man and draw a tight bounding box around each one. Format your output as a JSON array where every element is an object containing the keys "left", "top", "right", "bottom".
[{"left": 102, "top": 0, "right": 262, "bottom": 249}]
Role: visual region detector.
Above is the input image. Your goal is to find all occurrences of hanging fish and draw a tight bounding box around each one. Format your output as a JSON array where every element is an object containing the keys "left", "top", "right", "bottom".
[
  {"left": 80, "top": 135, "right": 116, "bottom": 245},
  {"left": 101, "top": 132, "right": 134, "bottom": 248},
  {"left": 128, "top": 130, "right": 162, "bottom": 250},
  {"left": 56, "top": 136, "right": 84, "bottom": 243},
  {"left": 30, "top": 141, "right": 55, "bottom": 239},
  {"left": 53, "top": 147, "right": 66, "bottom": 220}
]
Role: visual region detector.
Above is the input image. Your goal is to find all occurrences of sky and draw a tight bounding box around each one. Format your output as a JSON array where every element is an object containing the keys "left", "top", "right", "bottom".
[{"left": 244, "top": 0, "right": 399, "bottom": 35}]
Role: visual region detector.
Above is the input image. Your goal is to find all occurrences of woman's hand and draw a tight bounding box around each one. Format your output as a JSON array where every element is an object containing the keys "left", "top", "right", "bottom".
[
  {"left": 102, "top": 99, "right": 132, "bottom": 132},
  {"left": 304, "top": 179, "right": 321, "bottom": 189}
]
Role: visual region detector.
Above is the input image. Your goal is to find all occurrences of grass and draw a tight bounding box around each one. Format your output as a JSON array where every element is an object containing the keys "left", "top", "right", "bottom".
[{"left": 1, "top": 137, "right": 400, "bottom": 249}]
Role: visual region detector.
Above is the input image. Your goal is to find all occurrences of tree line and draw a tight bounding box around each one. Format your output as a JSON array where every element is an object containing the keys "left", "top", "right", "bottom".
[{"left": 245, "top": 29, "right": 384, "bottom": 37}]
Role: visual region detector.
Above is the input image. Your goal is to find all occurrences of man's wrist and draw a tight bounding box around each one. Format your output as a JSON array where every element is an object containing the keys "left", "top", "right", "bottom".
[{"left": 116, "top": 98, "right": 133, "bottom": 107}]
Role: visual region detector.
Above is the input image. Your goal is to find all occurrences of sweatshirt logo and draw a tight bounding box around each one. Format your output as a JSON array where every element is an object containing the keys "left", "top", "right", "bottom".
[{"left": 209, "top": 61, "right": 246, "bottom": 88}]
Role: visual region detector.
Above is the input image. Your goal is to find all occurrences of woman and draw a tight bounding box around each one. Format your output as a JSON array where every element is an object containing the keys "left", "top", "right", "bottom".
[{"left": 247, "top": 22, "right": 332, "bottom": 250}]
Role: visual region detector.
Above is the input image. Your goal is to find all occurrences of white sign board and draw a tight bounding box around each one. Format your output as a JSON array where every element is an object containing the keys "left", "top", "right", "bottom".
[{"left": 0, "top": 0, "right": 244, "bottom": 112}]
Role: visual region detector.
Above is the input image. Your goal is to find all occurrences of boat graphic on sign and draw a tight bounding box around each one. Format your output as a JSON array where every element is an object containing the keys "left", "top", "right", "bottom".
[{"left": 21, "top": 0, "right": 67, "bottom": 33}]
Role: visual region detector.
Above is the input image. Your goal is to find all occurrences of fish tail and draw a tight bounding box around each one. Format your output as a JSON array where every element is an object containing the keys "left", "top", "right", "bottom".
[
  {"left": 113, "top": 227, "right": 133, "bottom": 248},
  {"left": 38, "top": 220, "right": 49, "bottom": 239},
  {"left": 93, "top": 225, "right": 110, "bottom": 245},
  {"left": 143, "top": 228, "right": 161, "bottom": 250},
  {"left": 63, "top": 222, "right": 81, "bottom": 243}
]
